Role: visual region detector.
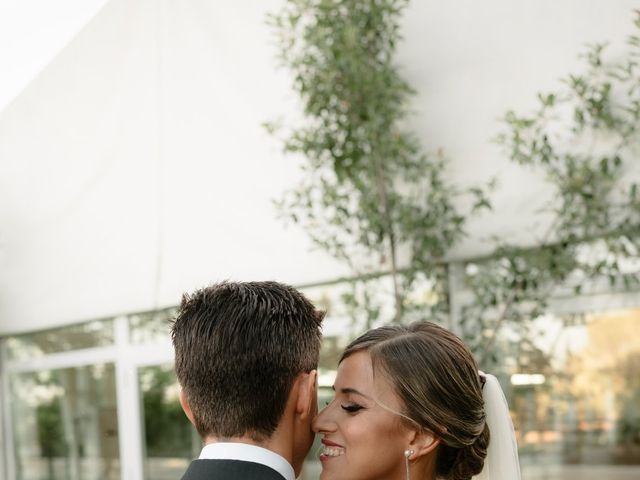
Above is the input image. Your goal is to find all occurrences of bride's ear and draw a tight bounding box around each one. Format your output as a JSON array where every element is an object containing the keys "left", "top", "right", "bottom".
[
  {"left": 295, "top": 369, "right": 318, "bottom": 419},
  {"left": 179, "top": 388, "right": 196, "bottom": 426},
  {"left": 408, "top": 429, "right": 440, "bottom": 459}
]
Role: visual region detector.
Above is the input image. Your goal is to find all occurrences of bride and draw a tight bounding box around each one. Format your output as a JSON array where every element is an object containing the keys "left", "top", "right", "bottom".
[{"left": 313, "top": 322, "right": 521, "bottom": 480}]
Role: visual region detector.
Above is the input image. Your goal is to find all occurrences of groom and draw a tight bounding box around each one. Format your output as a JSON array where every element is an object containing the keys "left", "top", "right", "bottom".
[{"left": 171, "top": 281, "right": 324, "bottom": 480}]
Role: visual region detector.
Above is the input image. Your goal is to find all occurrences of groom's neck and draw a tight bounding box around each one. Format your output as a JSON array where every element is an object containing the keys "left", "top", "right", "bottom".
[{"left": 203, "top": 430, "right": 291, "bottom": 463}]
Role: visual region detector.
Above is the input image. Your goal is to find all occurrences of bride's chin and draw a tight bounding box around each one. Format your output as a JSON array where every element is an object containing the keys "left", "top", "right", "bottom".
[{"left": 319, "top": 468, "right": 335, "bottom": 480}]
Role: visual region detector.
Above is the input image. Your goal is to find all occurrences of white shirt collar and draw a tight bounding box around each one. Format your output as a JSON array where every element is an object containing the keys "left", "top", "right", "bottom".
[{"left": 198, "top": 442, "right": 295, "bottom": 480}]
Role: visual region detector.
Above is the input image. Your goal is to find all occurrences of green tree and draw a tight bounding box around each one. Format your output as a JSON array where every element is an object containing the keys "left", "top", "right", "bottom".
[
  {"left": 141, "top": 366, "right": 193, "bottom": 458},
  {"left": 267, "top": 0, "right": 491, "bottom": 326},
  {"left": 268, "top": 2, "right": 640, "bottom": 362},
  {"left": 466, "top": 12, "right": 640, "bottom": 364},
  {"left": 37, "top": 398, "right": 67, "bottom": 479}
]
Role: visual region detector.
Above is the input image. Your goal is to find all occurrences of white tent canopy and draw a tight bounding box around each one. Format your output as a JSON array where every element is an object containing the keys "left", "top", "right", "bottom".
[{"left": 0, "top": 0, "right": 637, "bottom": 334}]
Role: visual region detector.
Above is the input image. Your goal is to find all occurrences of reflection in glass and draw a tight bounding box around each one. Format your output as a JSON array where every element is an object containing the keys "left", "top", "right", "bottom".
[
  {"left": 138, "top": 364, "right": 198, "bottom": 480},
  {"left": 10, "top": 364, "right": 119, "bottom": 480},
  {"left": 5, "top": 320, "right": 114, "bottom": 360},
  {"left": 511, "top": 309, "right": 640, "bottom": 479},
  {"left": 129, "top": 308, "right": 177, "bottom": 345}
]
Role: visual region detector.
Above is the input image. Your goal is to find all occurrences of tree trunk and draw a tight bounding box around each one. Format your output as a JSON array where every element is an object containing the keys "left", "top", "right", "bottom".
[{"left": 372, "top": 152, "right": 403, "bottom": 322}]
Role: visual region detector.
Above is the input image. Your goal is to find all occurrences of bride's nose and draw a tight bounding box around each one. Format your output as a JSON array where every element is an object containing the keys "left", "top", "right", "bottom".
[{"left": 312, "top": 402, "right": 335, "bottom": 433}]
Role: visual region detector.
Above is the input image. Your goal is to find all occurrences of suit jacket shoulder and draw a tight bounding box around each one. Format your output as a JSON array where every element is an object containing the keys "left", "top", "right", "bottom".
[{"left": 181, "top": 459, "right": 287, "bottom": 480}]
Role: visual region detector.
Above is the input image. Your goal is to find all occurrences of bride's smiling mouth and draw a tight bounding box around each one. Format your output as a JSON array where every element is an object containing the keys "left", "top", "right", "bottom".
[{"left": 320, "top": 439, "right": 345, "bottom": 460}]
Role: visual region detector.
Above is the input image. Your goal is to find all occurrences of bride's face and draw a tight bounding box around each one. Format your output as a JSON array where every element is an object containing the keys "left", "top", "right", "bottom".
[{"left": 312, "top": 351, "right": 413, "bottom": 480}]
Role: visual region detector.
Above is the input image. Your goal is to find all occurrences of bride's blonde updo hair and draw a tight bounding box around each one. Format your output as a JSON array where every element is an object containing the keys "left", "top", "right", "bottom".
[{"left": 340, "top": 321, "right": 489, "bottom": 480}]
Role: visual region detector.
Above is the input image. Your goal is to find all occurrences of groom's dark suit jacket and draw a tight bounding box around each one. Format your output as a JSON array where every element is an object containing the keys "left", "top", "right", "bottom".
[{"left": 180, "top": 459, "right": 286, "bottom": 480}]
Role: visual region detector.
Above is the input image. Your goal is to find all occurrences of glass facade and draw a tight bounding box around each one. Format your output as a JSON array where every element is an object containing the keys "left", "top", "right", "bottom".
[
  {"left": 129, "top": 308, "right": 176, "bottom": 345},
  {"left": 9, "top": 364, "right": 119, "bottom": 480},
  {"left": 138, "top": 364, "right": 195, "bottom": 480},
  {"left": 1, "top": 296, "right": 639, "bottom": 480},
  {"left": 5, "top": 320, "right": 114, "bottom": 361},
  {"left": 514, "top": 309, "right": 640, "bottom": 480}
]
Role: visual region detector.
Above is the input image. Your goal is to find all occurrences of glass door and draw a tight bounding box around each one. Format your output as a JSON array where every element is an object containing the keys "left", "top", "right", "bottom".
[
  {"left": 137, "top": 364, "right": 197, "bottom": 480},
  {"left": 10, "top": 364, "right": 119, "bottom": 480}
]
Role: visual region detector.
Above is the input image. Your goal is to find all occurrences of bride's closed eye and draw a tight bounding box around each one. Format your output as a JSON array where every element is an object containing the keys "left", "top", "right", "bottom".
[{"left": 341, "top": 403, "right": 364, "bottom": 413}]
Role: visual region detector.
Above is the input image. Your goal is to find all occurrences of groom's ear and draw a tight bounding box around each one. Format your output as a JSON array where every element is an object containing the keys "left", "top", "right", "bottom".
[
  {"left": 179, "top": 388, "right": 196, "bottom": 426},
  {"left": 295, "top": 369, "right": 318, "bottom": 420}
]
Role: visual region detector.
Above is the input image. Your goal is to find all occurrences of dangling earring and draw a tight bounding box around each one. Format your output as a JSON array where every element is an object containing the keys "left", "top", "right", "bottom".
[{"left": 404, "top": 449, "right": 414, "bottom": 480}]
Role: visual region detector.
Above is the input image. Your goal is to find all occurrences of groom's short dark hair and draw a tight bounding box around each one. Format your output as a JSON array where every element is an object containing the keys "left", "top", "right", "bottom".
[{"left": 171, "top": 281, "right": 324, "bottom": 440}]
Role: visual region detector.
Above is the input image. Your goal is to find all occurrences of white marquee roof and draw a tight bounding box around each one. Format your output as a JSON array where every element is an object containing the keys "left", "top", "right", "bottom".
[{"left": 0, "top": 0, "right": 637, "bottom": 333}]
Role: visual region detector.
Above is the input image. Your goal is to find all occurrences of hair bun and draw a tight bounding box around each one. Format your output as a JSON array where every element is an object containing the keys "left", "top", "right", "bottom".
[{"left": 449, "top": 422, "right": 490, "bottom": 480}]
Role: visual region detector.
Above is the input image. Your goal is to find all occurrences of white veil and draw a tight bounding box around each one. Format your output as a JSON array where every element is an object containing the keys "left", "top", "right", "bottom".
[{"left": 473, "top": 373, "right": 521, "bottom": 480}]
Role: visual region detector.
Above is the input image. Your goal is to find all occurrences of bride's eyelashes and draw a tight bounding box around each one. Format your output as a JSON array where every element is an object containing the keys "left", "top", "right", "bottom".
[
  {"left": 322, "top": 396, "right": 365, "bottom": 413},
  {"left": 341, "top": 403, "right": 364, "bottom": 413}
]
